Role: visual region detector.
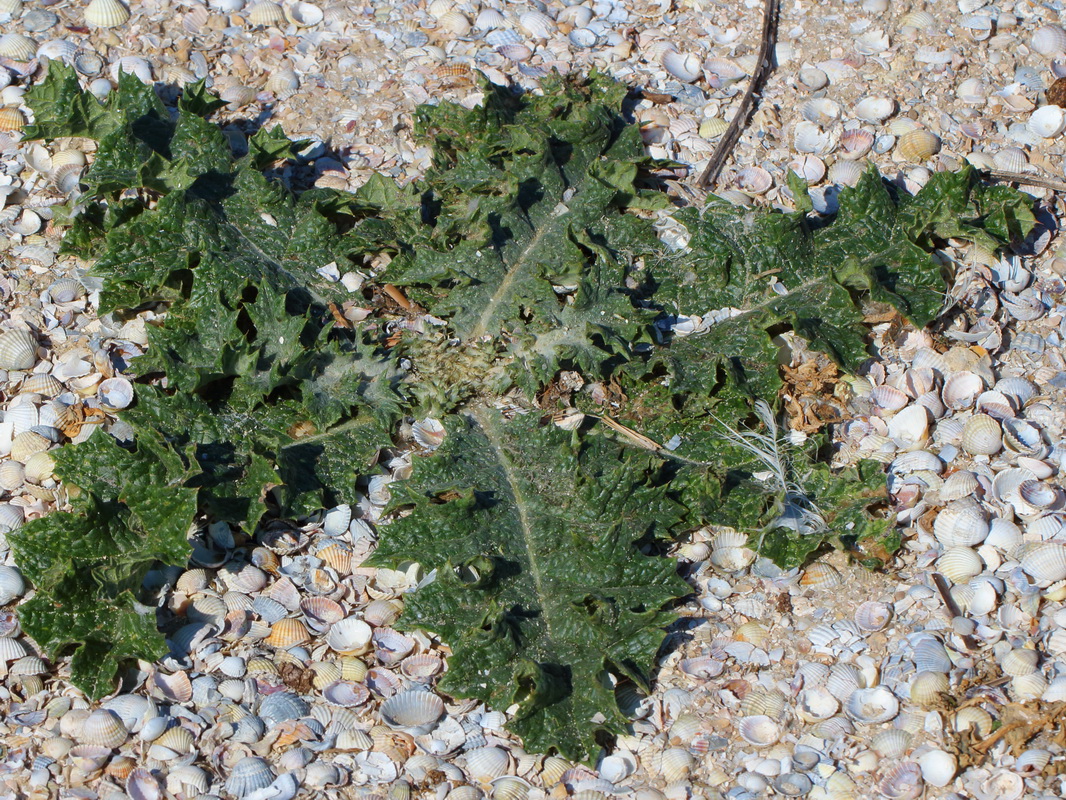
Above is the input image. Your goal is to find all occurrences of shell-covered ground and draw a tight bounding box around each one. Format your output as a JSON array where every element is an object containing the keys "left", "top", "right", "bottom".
[{"left": 3, "top": 0, "right": 1066, "bottom": 798}]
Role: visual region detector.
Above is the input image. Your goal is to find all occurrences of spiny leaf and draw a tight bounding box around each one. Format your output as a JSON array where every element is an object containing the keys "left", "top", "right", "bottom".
[{"left": 370, "top": 409, "right": 690, "bottom": 761}]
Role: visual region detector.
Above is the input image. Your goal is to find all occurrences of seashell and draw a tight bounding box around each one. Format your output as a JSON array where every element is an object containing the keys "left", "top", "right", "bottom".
[
  {"left": 221, "top": 85, "right": 257, "bottom": 109},
  {"left": 70, "top": 744, "right": 113, "bottom": 772},
  {"left": 78, "top": 712, "right": 127, "bottom": 759},
  {"left": 300, "top": 596, "right": 344, "bottom": 629},
  {"left": 737, "top": 715, "right": 781, "bottom": 747},
  {"left": 326, "top": 616, "right": 372, "bottom": 654},
  {"left": 937, "top": 546, "right": 984, "bottom": 584},
  {"left": 85, "top": 0, "right": 129, "bottom": 28},
  {"left": 336, "top": 728, "right": 373, "bottom": 750},
  {"left": 9, "top": 654, "right": 45, "bottom": 676},
  {"left": 1002, "top": 418, "right": 1045, "bottom": 456},
  {"left": 660, "top": 748, "right": 694, "bottom": 781},
  {"left": 110, "top": 56, "right": 152, "bottom": 84},
  {"left": 796, "top": 686, "right": 839, "bottom": 722},
  {"left": 886, "top": 405, "right": 928, "bottom": 450},
  {"left": 854, "top": 96, "right": 895, "bottom": 123},
  {"left": 412, "top": 418, "right": 445, "bottom": 450},
  {"left": 793, "top": 120, "right": 839, "bottom": 154},
  {"left": 0, "top": 33, "right": 36, "bottom": 61},
  {"left": 53, "top": 163, "right": 85, "bottom": 194},
  {"left": 258, "top": 691, "right": 310, "bottom": 725},
  {"left": 662, "top": 51, "right": 702, "bottom": 82},
  {"left": 800, "top": 562, "right": 842, "bottom": 588},
  {"left": 1001, "top": 648, "right": 1038, "bottom": 676},
  {"left": 896, "top": 129, "right": 940, "bottom": 161},
  {"left": 909, "top": 671, "right": 949, "bottom": 706},
  {"left": 497, "top": 44, "right": 533, "bottom": 62},
  {"left": 798, "top": 65, "right": 828, "bottom": 91},
  {"left": 438, "top": 11, "right": 472, "bottom": 35},
  {"left": 1029, "top": 105, "right": 1066, "bottom": 138},
  {"left": 226, "top": 757, "right": 275, "bottom": 798},
  {"left": 912, "top": 637, "right": 952, "bottom": 673},
  {"left": 248, "top": 1, "right": 285, "bottom": 25},
  {"left": 0, "top": 330, "right": 38, "bottom": 371},
  {"left": 844, "top": 686, "right": 900, "bottom": 723},
  {"left": 976, "top": 390, "right": 1015, "bottom": 420},
  {"left": 151, "top": 670, "right": 193, "bottom": 703},
  {"left": 285, "top": 1, "right": 322, "bottom": 26},
  {"left": 1019, "top": 480, "right": 1060, "bottom": 511},
  {"left": 10, "top": 432, "right": 49, "bottom": 463},
  {"left": 1012, "top": 672, "right": 1048, "bottom": 700},
  {"left": 474, "top": 7, "right": 505, "bottom": 29},
  {"left": 953, "top": 706, "right": 993, "bottom": 736},
  {"left": 854, "top": 601, "right": 892, "bottom": 631},
  {"left": 1015, "top": 748, "right": 1051, "bottom": 775},
  {"left": 961, "top": 414, "right": 1001, "bottom": 455},
  {"left": 0, "top": 461, "right": 24, "bottom": 492},
  {"left": 152, "top": 725, "right": 193, "bottom": 754},
  {"left": 826, "top": 663, "right": 862, "bottom": 700},
  {"left": 78, "top": 709, "right": 129, "bottom": 749},
  {"left": 775, "top": 773, "right": 813, "bottom": 797},
  {"left": 0, "top": 107, "right": 25, "bottom": 132},
  {"left": 264, "top": 617, "right": 309, "bottom": 648},
  {"left": 363, "top": 598, "right": 403, "bottom": 627},
  {"left": 939, "top": 470, "right": 980, "bottom": 502},
  {"left": 167, "top": 765, "right": 210, "bottom": 795},
  {"left": 916, "top": 750, "right": 955, "bottom": 788},
  {"left": 380, "top": 689, "right": 444, "bottom": 734},
  {"left": 870, "top": 728, "right": 912, "bottom": 759},
  {"left": 1032, "top": 24, "right": 1066, "bottom": 55},
  {"left": 941, "top": 371, "right": 983, "bottom": 409},
  {"left": 322, "top": 679, "right": 370, "bottom": 707},
  {"left": 11, "top": 210, "right": 41, "bottom": 236},
  {"left": 11, "top": 451, "right": 43, "bottom": 484},
  {"left": 98, "top": 377, "right": 134, "bottom": 410},
  {"left": 801, "top": 97, "right": 841, "bottom": 127},
  {"left": 518, "top": 10, "right": 555, "bottom": 39},
  {"left": 740, "top": 687, "right": 786, "bottom": 717},
  {"left": 466, "top": 746, "right": 510, "bottom": 781},
  {"left": 933, "top": 501, "right": 988, "bottom": 547},
  {"left": 737, "top": 166, "right": 772, "bottom": 194},
  {"left": 266, "top": 69, "right": 299, "bottom": 98},
  {"left": 305, "top": 762, "right": 345, "bottom": 789},
  {"left": 809, "top": 715, "right": 854, "bottom": 740},
  {"left": 840, "top": 131, "right": 874, "bottom": 164},
  {"left": 890, "top": 450, "right": 942, "bottom": 474}
]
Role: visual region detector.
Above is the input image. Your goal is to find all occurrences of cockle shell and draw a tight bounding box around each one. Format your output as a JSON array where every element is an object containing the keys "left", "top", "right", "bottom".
[
  {"left": 886, "top": 405, "right": 928, "bottom": 449},
  {"left": 896, "top": 129, "right": 940, "bottom": 160},
  {"left": 794, "top": 121, "right": 839, "bottom": 154},
  {"left": 380, "top": 689, "right": 444, "bottom": 734},
  {"left": 909, "top": 671, "right": 949, "bottom": 706},
  {"left": 844, "top": 686, "right": 900, "bottom": 723},
  {"left": 662, "top": 51, "right": 702, "bottom": 82},
  {"left": 916, "top": 750, "right": 956, "bottom": 788},
  {"left": 23, "top": 452, "right": 54, "bottom": 484},
  {"left": 0, "top": 107, "right": 25, "bottom": 132},
  {"left": 226, "top": 757, "right": 275, "bottom": 798},
  {"left": 285, "top": 1, "right": 322, "bottom": 26},
  {"left": 518, "top": 10, "right": 555, "bottom": 38},
  {"left": 953, "top": 706, "right": 993, "bottom": 736},
  {"left": 266, "top": 69, "right": 299, "bottom": 98},
  {"left": 247, "top": 1, "right": 285, "bottom": 25},
  {"left": 258, "top": 691, "right": 309, "bottom": 724},
  {"left": 1032, "top": 24, "right": 1066, "bottom": 55},
  {"left": 465, "top": 746, "right": 510, "bottom": 781},
  {"left": 1015, "top": 749, "right": 1052, "bottom": 775},
  {"left": 871, "top": 728, "right": 912, "bottom": 759},
  {"left": 1001, "top": 648, "right": 1038, "bottom": 676},
  {"left": 801, "top": 97, "right": 841, "bottom": 127},
  {"left": 797, "top": 686, "right": 839, "bottom": 721},
  {"left": 438, "top": 10, "right": 472, "bottom": 34},
  {"left": 961, "top": 414, "right": 1001, "bottom": 455},
  {"left": 737, "top": 715, "right": 781, "bottom": 746},
  {"left": 322, "top": 680, "right": 370, "bottom": 707},
  {"left": 828, "top": 159, "right": 864, "bottom": 187},
  {"left": 933, "top": 501, "right": 989, "bottom": 547},
  {"left": 0, "top": 330, "right": 38, "bottom": 370},
  {"left": 937, "top": 546, "right": 984, "bottom": 584},
  {"left": 1029, "top": 105, "right": 1066, "bottom": 138},
  {"left": 854, "top": 601, "right": 892, "bottom": 631},
  {"left": 800, "top": 562, "right": 842, "bottom": 587},
  {"left": 10, "top": 432, "right": 49, "bottom": 463},
  {"left": 854, "top": 96, "right": 895, "bottom": 123},
  {"left": 0, "top": 33, "right": 36, "bottom": 61},
  {"left": 85, "top": 0, "right": 130, "bottom": 28},
  {"left": 660, "top": 748, "right": 694, "bottom": 781},
  {"left": 326, "top": 617, "right": 372, "bottom": 654}
]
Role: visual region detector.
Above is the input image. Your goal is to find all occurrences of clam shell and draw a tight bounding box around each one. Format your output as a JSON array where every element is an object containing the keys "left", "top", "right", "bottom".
[
  {"left": 909, "top": 670, "right": 949, "bottom": 706},
  {"left": 933, "top": 501, "right": 988, "bottom": 547},
  {"left": 941, "top": 371, "right": 983, "bottom": 409},
  {"left": 0, "top": 107, "right": 26, "bottom": 132},
  {"left": 226, "top": 757, "right": 275, "bottom": 798},
  {"left": 937, "top": 546, "right": 984, "bottom": 584},
  {"left": 0, "top": 33, "right": 36, "bottom": 61},
  {"left": 793, "top": 120, "right": 839, "bottom": 154},
  {"left": 1028, "top": 105, "right": 1066, "bottom": 137},
  {"left": 801, "top": 97, "right": 841, "bottom": 126},
  {"left": 466, "top": 746, "right": 510, "bottom": 781},
  {"left": 326, "top": 616, "right": 372, "bottom": 654},
  {"left": 1021, "top": 542, "right": 1066, "bottom": 584},
  {"left": 737, "top": 714, "right": 780, "bottom": 746},
  {"left": 1032, "top": 24, "right": 1066, "bottom": 55},
  {"left": 660, "top": 747, "right": 694, "bottom": 781},
  {"left": 961, "top": 414, "right": 1002, "bottom": 455},
  {"left": 152, "top": 725, "right": 193, "bottom": 754},
  {"left": 85, "top": 0, "right": 130, "bottom": 28},
  {"left": 796, "top": 686, "right": 839, "bottom": 721},
  {"left": 247, "top": 1, "right": 285, "bottom": 25},
  {"left": 662, "top": 51, "right": 702, "bottom": 82},
  {"left": 854, "top": 601, "right": 892, "bottom": 631},
  {"left": 896, "top": 129, "right": 940, "bottom": 160},
  {"left": 854, "top": 96, "right": 895, "bottom": 123},
  {"left": 953, "top": 706, "right": 993, "bottom": 736},
  {"left": 285, "top": 1, "right": 322, "bottom": 26},
  {"left": 844, "top": 686, "right": 900, "bottom": 723},
  {"left": 264, "top": 617, "right": 309, "bottom": 648},
  {"left": 23, "top": 452, "right": 54, "bottom": 484},
  {"left": 826, "top": 663, "right": 862, "bottom": 700},
  {"left": 322, "top": 679, "right": 370, "bottom": 707},
  {"left": 258, "top": 691, "right": 309, "bottom": 725},
  {"left": 870, "top": 729, "right": 912, "bottom": 759},
  {"left": 0, "top": 330, "right": 38, "bottom": 371},
  {"left": 10, "top": 431, "right": 50, "bottom": 463},
  {"left": 438, "top": 10, "right": 472, "bottom": 35},
  {"left": 54, "top": 163, "right": 85, "bottom": 194},
  {"left": 775, "top": 773, "right": 813, "bottom": 797},
  {"left": 1015, "top": 748, "right": 1051, "bottom": 775},
  {"left": 1001, "top": 648, "right": 1038, "bottom": 676},
  {"left": 380, "top": 689, "right": 445, "bottom": 734},
  {"left": 266, "top": 69, "right": 299, "bottom": 98},
  {"left": 800, "top": 562, "right": 842, "bottom": 588},
  {"left": 518, "top": 10, "right": 555, "bottom": 38},
  {"left": 0, "top": 462, "right": 24, "bottom": 492},
  {"left": 78, "top": 709, "right": 129, "bottom": 749}
]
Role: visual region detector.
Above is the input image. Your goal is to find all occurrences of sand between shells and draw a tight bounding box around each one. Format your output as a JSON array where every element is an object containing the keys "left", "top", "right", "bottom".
[{"left": 4, "top": 0, "right": 1066, "bottom": 798}]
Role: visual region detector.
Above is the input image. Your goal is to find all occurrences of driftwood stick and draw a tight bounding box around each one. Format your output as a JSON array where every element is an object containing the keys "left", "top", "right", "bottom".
[{"left": 694, "top": 0, "right": 780, "bottom": 190}]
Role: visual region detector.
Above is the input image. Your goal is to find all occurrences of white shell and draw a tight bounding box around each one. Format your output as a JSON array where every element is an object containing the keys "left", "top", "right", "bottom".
[
  {"left": 285, "top": 2, "right": 323, "bottom": 27},
  {"left": 854, "top": 601, "right": 892, "bottom": 631},
  {"left": 854, "top": 96, "right": 895, "bottom": 123},
  {"left": 662, "top": 51, "right": 702, "bottom": 82},
  {"left": 870, "top": 728, "right": 912, "bottom": 759},
  {"left": 0, "top": 566, "right": 25, "bottom": 605},
  {"left": 1020, "top": 542, "right": 1066, "bottom": 583},
  {"left": 379, "top": 689, "right": 445, "bottom": 734},
  {"left": 85, "top": 0, "right": 130, "bottom": 28},
  {"left": 225, "top": 757, "right": 275, "bottom": 798},
  {"left": 937, "top": 546, "right": 984, "bottom": 584},
  {"left": 325, "top": 617, "right": 372, "bottom": 654},
  {"left": 1032, "top": 24, "right": 1066, "bottom": 55},
  {"left": 737, "top": 714, "right": 781, "bottom": 746},
  {"left": 793, "top": 121, "right": 839, "bottom": 154},
  {"left": 1029, "top": 105, "right": 1066, "bottom": 138},
  {"left": 960, "top": 414, "right": 1001, "bottom": 455},
  {"left": 518, "top": 10, "right": 555, "bottom": 39},
  {"left": 933, "top": 501, "right": 988, "bottom": 547},
  {"left": 0, "top": 330, "right": 38, "bottom": 370},
  {"left": 886, "top": 405, "right": 928, "bottom": 449},
  {"left": 98, "top": 377, "right": 134, "bottom": 410},
  {"left": 0, "top": 33, "right": 36, "bottom": 61},
  {"left": 844, "top": 686, "right": 900, "bottom": 723},
  {"left": 917, "top": 750, "right": 956, "bottom": 788},
  {"left": 79, "top": 709, "right": 129, "bottom": 749},
  {"left": 801, "top": 97, "right": 841, "bottom": 126},
  {"left": 465, "top": 746, "right": 510, "bottom": 781}
]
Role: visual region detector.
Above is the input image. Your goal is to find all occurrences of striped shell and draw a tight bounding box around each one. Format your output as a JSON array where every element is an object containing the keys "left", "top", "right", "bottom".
[
  {"left": 0, "top": 107, "right": 25, "bottom": 132},
  {"left": 226, "top": 757, "right": 275, "bottom": 798},
  {"left": 0, "top": 33, "right": 36, "bottom": 61},
  {"left": 247, "top": 1, "right": 285, "bottom": 25},
  {"left": 85, "top": 0, "right": 130, "bottom": 28},
  {"left": 0, "top": 329, "right": 38, "bottom": 370},
  {"left": 79, "top": 709, "right": 129, "bottom": 749},
  {"left": 896, "top": 129, "right": 940, "bottom": 161},
  {"left": 380, "top": 689, "right": 444, "bottom": 734}
]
